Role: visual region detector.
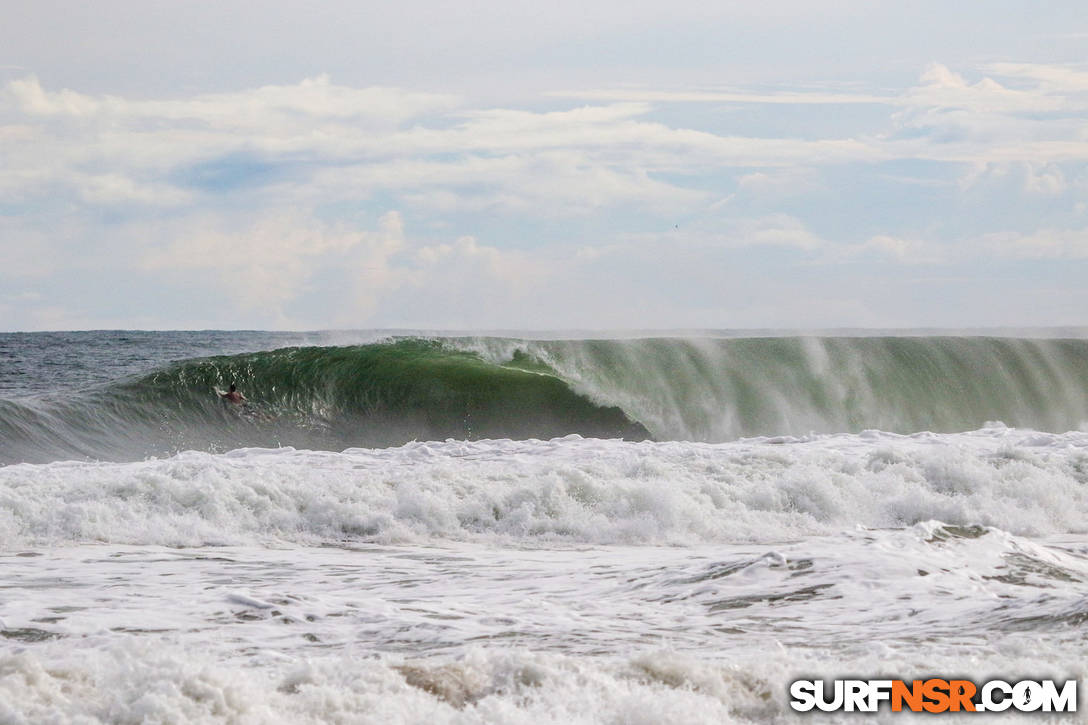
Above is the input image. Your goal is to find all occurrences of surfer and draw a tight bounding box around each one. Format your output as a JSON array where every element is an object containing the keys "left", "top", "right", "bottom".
[{"left": 220, "top": 383, "right": 246, "bottom": 404}]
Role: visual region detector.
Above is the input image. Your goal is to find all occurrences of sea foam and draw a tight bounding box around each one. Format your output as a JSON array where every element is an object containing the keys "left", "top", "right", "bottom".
[{"left": 2, "top": 426, "right": 1086, "bottom": 548}]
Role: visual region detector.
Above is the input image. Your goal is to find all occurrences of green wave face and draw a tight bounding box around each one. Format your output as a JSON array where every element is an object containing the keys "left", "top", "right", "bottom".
[
  {"left": 483, "top": 336, "right": 1088, "bottom": 441},
  {"left": 3, "top": 336, "right": 1088, "bottom": 464},
  {"left": 0, "top": 339, "right": 650, "bottom": 463},
  {"left": 140, "top": 339, "right": 649, "bottom": 442}
]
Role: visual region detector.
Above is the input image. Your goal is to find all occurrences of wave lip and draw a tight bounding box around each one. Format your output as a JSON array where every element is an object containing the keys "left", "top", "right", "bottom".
[
  {"left": 457, "top": 335, "right": 1088, "bottom": 442},
  {"left": 3, "top": 335, "right": 1088, "bottom": 464}
]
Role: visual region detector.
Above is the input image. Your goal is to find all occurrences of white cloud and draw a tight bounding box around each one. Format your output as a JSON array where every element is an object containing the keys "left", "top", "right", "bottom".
[
  {"left": 852, "top": 235, "right": 947, "bottom": 265},
  {"left": 1, "top": 74, "right": 886, "bottom": 221},
  {"left": 885, "top": 62, "right": 1088, "bottom": 167},
  {"left": 730, "top": 215, "right": 826, "bottom": 251},
  {"left": 736, "top": 168, "right": 821, "bottom": 197},
  {"left": 983, "top": 63, "right": 1088, "bottom": 92},
  {"left": 982, "top": 227, "right": 1088, "bottom": 260},
  {"left": 3, "top": 66, "right": 1083, "bottom": 214},
  {"left": 843, "top": 225, "right": 1088, "bottom": 264},
  {"left": 77, "top": 173, "right": 193, "bottom": 206},
  {"left": 141, "top": 212, "right": 382, "bottom": 313},
  {"left": 3, "top": 61, "right": 1088, "bottom": 330},
  {"left": 0, "top": 217, "right": 72, "bottom": 278},
  {"left": 550, "top": 61, "right": 1088, "bottom": 126},
  {"left": 547, "top": 88, "right": 895, "bottom": 105},
  {"left": 313, "top": 151, "right": 709, "bottom": 215},
  {"left": 900, "top": 62, "right": 1072, "bottom": 114},
  {"left": 1023, "top": 163, "right": 1068, "bottom": 195},
  {"left": 5, "top": 75, "right": 459, "bottom": 127},
  {"left": 613, "top": 213, "right": 829, "bottom": 255}
]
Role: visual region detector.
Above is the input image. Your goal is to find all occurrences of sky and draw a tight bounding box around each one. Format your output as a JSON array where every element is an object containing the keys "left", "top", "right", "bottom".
[{"left": 1, "top": 1, "right": 1087, "bottom": 331}]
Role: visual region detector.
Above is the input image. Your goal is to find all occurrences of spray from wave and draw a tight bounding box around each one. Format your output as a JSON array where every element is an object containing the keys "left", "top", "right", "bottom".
[
  {"left": 459, "top": 336, "right": 1088, "bottom": 442},
  {"left": 1, "top": 336, "right": 1087, "bottom": 464}
]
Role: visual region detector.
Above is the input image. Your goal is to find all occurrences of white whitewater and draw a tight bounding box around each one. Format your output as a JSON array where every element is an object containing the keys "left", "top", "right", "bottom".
[{"left": 3, "top": 426, "right": 1088, "bottom": 722}]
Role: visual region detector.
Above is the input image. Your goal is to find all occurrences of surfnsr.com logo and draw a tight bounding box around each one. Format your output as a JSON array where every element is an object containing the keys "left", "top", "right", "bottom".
[{"left": 789, "top": 679, "right": 1077, "bottom": 713}]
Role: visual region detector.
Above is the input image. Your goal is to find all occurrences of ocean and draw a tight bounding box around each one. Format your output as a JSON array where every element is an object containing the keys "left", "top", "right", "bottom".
[{"left": 2, "top": 330, "right": 1088, "bottom": 723}]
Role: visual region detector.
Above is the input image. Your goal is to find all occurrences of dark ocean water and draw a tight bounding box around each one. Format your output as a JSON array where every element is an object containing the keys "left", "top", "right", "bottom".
[
  {"left": 0, "top": 330, "right": 333, "bottom": 396},
  {"left": 2, "top": 329, "right": 1088, "bottom": 464}
]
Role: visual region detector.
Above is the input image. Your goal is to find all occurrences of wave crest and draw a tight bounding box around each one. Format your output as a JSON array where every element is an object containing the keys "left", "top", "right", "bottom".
[{"left": 3, "top": 335, "right": 1088, "bottom": 464}]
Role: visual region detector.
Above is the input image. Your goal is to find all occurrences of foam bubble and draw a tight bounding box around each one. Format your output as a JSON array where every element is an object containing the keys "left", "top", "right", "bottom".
[
  {"left": 2, "top": 428, "right": 1087, "bottom": 548},
  {"left": 2, "top": 637, "right": 1082, "bottom": 724}
]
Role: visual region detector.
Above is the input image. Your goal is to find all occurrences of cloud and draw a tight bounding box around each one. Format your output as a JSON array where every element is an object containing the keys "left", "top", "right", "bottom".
[
  {"left": 982, "top": 63, "right": 1088, "bottom": 92},
  {"left": 547, "top": 88, "right": 895, "bottom": 105},
  {"left": 3, "top": 61, "right": 1088, "bottom": 330},
  {"left": 350, "top": 214, "right": 833, "bottom": 328},
  {"left": 981, "top": 227, "right": 1088, "bottom": 260},
  {"left": 1022, "top": 164, "right": 1067, "bottom": 195},
  {"left": 851, "top": 235, "right": 947, "bottom": 265},
  {"left": 1, "top": 74, "right": 887, "bottom": 219},
  {"left": 887, "top": 62, "right": 1088, "bottom": 165},
  {"left": 77, "top": 173, "right": 193, "bottom": 206},
  {"left": 31, "top": 62, "right": 1088, "bottom": 232},
  {"left": 5, "top": 75, "right": 459, "bottom": 126},
  {"left": 611, "top": 213, "right": 829, "bottom": 257},
  {"left": 549, "top": 61, "right": 1088, "bottom": 123},
  {"left": 736, "top": 168, "right": 821, "bottom": 197},
  {"left": 312, "top": 151, "right": 709, "bottom": 215},
  {"left": 729, "top": 214, "right": 826, "bottom": 251},
  {"left": 894, "top": 62, "right": 1079, "bottom": 115},
  {"left": 841, "top": 225, "right": 1088, "bottom": 264},
  {"left": 141, "top": 212, "right": 389, "bottom": 313}
]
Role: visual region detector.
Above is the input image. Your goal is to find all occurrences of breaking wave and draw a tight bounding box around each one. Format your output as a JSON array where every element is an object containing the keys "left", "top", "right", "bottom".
[
  {"left": 3, "top": 428, "right": 1088, "bottom": 548},
  {"left": 1, "top": 335, "right": 1087, "bottom": 464}
]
